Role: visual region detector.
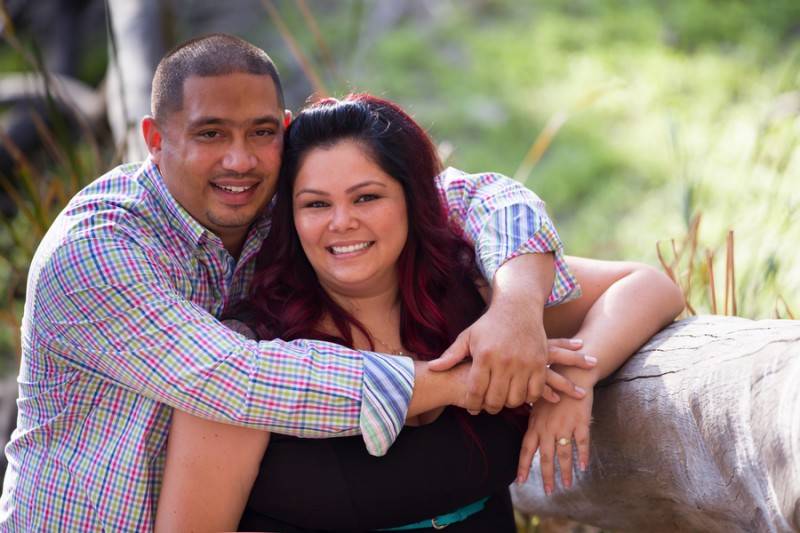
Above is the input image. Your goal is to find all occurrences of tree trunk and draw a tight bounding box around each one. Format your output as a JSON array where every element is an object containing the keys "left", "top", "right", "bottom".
[{"left": 512, "top": 316, "right": 800, "bottom": 533}]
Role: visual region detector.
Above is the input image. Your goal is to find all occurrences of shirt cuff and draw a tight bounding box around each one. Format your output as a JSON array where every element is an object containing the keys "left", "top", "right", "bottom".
[
  {"left": 359, "top": 352, "right": 415, "bottom": 456},
  {"left": 477, "top": 205, "right": 581, "bottom": 307}
]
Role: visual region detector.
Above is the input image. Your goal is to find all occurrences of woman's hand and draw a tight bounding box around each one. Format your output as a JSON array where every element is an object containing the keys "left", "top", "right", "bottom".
[
  {"left": 515, "top": 389, "right": 594, "bottom": 495},
  {"left": 540, "top": 338, "right": 597, "bottom": 403}
]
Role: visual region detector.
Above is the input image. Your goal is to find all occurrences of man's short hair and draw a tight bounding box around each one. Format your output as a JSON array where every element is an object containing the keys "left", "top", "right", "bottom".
[{"left": 151, "top": 33, "right": 285, "bottom": 121}]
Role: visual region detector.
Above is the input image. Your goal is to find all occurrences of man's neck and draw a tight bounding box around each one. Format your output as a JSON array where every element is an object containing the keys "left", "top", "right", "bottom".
[
  {"left": 217, "top": 224, "right": 254, "bottom": 260},
  {"left": 221, "top": 234, "right": 246, "bottom": 260}
]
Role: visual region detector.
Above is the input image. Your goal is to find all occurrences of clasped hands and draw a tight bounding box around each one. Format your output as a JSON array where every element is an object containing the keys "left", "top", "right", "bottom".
[{"left": 428, "top": 301, "right": 595, "bottom": 495}]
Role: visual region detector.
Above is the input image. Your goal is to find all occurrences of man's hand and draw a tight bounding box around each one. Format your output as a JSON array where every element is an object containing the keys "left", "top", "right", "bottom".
[
  {"left": 470, "top": 300, "right": 548, "bottom": 412},
  {"left": 429, "top": 253, "right": 587, "bottom": 413},
  {"left": 431, "top": 325, "right": 595, "bottom": 413}
]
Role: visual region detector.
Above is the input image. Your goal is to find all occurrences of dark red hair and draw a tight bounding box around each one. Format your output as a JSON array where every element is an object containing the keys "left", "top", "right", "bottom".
[{"left": 244, "top": 94, "right": 484, "bottom": 359}]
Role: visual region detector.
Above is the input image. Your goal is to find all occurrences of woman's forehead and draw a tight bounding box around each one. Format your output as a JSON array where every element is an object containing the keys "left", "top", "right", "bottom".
[{"left": 293, "top": 141, "right": 397, "bottom": 193}]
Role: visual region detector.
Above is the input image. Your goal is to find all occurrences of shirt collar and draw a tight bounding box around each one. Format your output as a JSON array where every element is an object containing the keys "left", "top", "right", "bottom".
[{"left": 139, "top": 157, "right": 207, "bottom": 247}]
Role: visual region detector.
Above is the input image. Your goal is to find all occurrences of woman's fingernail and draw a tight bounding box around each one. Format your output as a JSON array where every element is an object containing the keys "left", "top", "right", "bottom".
[
  {"left": 574, "top": 385, "right": 586, "bottom": 395},
  {"left": 584, "top": 355, "right": 597, "bottom": 365},
  {"left": 545, "top": 485, "right": 553, "bottom": 496},
  {"left": 570, "top": 338, "right": 583, "bottom": 346},
  {"left": 580, "top": 461, "right": 587, "bottom": 472},
  {"left": 564, "top": 478, "right": 572, "bottom": 489}
]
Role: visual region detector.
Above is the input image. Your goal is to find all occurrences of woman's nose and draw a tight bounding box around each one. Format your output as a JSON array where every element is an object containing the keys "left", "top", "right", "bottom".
[{"left": 328, "top": 205, "right": 358, "bottom": 232}]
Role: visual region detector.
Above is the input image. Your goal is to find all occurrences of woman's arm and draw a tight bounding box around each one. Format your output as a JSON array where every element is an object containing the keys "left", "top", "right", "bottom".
[
  {"left": 518, "top": 256, "right": 684, "bottom": 491},
  {"left": 154, "top": 413, "right": 270, "bottom": 533},
  {"left": 542, "top": 256, "right": 685, "bottom": 372}
]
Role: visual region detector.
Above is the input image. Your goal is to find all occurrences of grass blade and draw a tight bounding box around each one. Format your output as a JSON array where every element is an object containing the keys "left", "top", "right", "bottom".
[{"left": 260, "top": 0, "right": 329, "bottom": 99}]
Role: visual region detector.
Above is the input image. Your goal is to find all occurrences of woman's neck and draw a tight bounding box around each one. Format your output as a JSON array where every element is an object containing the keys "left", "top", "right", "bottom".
[
  {"left": 321, "top": 282, "right": 406, "bottom": 355},
  {"left": 319, "top": 280, "right": 444, "bottom": 426}
]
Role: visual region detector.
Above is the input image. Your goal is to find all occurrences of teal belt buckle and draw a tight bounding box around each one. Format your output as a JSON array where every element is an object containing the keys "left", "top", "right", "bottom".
[
  {"left": 379, "top": 496, "right": 489, "bottom": 530},
  {"left": 430, "top": 516, "right": 448, "bottom": 530}
]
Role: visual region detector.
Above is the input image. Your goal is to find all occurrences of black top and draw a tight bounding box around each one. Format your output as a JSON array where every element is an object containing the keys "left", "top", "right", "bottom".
[{"left": 239, "top": 407, "right": 523, "bottom": 532}]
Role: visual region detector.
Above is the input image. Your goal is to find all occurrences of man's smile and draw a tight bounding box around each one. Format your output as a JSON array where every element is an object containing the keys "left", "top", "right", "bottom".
[{"left": 211, "top": 183, "right": 256, "bottom": 193}]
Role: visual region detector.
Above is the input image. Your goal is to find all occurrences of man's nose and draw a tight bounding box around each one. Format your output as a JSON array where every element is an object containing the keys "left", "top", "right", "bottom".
[{"left": 222, "top": 139, "right": 257, "bottom": 173}]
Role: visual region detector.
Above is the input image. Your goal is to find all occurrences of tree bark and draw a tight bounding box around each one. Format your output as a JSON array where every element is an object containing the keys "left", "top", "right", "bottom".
[{"left": 512, "top": 316, "right": 800, "bottom": 532}]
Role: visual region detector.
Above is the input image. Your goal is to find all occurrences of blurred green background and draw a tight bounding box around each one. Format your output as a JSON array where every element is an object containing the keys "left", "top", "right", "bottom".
[{"left": 0, "top": 0, "right": 798, "bottom": 374}]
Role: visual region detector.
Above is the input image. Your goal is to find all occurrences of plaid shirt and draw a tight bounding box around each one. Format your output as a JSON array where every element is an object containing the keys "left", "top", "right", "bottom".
[{"left": 0, "top": 160, "right": 577, "bottom": 531}]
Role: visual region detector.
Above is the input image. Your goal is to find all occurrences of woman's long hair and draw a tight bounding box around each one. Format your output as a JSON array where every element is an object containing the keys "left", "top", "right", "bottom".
[{"left": 244, "top": 94, "right": 484, "bottom": 359}]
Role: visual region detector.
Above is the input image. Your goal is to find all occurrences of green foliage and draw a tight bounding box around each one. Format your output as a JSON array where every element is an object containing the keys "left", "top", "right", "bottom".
[
  {"left": 327, "top": 1, "right": 799, "bottom": 319},
  {"left": 0, "top": 29, "right": 106, "bottom": 364}
]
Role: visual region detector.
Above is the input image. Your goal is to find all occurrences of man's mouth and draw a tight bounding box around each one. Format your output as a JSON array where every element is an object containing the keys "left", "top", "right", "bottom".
[
  {"left": 211, "top": 183, "right": 257, "bottom": 194},
  {"left": 328, "top": 242, "right": 374, "bottom": 255}
]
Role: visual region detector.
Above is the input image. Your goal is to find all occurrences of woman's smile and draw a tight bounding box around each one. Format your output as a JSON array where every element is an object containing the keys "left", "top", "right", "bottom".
[{"left": 327, "top": 241, "right": 375, "bottom": 256}]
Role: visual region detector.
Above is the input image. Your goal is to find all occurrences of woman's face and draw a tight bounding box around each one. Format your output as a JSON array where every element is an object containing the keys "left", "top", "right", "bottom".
[{"left": 292, "top": 139, "right": 409, "bottom": 298}]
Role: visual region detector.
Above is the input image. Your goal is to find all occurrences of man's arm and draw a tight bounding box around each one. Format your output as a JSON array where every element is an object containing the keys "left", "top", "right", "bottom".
[
  {"left": 36, "top": 236, "right": 423, "bottom": 455},
  {"left": 433, "top": 168, "right": 577, "bottom": 305},
  {"left": 430, "top": 168, "right": 582, "bottom": 411},
  {"left": 406, "top": 361, "right": 470, "bottom": 416}
]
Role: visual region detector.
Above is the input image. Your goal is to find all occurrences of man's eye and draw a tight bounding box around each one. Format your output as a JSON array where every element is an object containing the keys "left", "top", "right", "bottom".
[
  {"left": 198, "top": 131, "right": 220, "bottom": 139},
  {"left": 356, "top": 194, "right": 379, "bottom": 203},
  {"left": 254, "top": 129, "right": 276, "bottom": 137}
]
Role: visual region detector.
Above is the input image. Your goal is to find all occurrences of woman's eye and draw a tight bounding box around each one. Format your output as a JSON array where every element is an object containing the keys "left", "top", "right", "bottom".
[
  {"left": 356, "top": 194, "right": 379, "bottom": 203},
  {"left": 305, "top": 201, "right": 328, "bottom": 208}
]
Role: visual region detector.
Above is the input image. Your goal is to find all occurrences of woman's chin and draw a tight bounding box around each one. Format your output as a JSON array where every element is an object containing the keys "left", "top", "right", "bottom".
[{"left": 319, "top": 272, "right": 398, "bottom": 299}]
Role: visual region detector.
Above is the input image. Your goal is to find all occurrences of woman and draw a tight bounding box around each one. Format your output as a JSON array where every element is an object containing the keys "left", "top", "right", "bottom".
[{"left": 155, "top": 94, "right": 684, "bottom": 532}]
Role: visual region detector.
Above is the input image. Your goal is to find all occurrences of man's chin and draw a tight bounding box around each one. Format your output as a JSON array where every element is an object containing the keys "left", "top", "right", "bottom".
[{"left": 206, "top": 210, "right": 260, "bottom": 234}]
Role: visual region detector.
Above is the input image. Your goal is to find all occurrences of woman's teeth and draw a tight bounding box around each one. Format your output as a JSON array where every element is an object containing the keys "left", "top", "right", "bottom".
[{"left": 330, "top": 242, "right": 372, "bottom": 255}]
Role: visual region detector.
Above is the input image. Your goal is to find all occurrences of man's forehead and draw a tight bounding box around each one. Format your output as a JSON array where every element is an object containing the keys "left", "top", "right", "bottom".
[{"left": 180, "top": 73, "right": 282, "bottom": 114}]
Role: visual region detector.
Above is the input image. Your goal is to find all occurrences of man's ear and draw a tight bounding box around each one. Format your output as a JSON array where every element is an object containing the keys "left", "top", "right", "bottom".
[
  {"left": 141, "top": 116, "right": 163, "bottom": 163},
  {"left": 283, "top": 109, "right": 292, "bottom": 128}
]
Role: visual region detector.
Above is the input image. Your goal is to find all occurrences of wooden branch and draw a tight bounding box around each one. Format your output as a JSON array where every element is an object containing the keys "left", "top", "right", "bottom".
[
  {"left": 512, "top": 316, "right": 800, "bottom": 532},
  {"left": 0, "top": 72, "right": 104, "bottom": 127}
]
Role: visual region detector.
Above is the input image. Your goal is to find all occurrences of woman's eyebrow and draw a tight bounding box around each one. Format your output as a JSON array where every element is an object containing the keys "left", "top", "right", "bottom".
[
  {"left": 294, "top": 180, "right": 388, "bottom": 198},
  {"left": 345, "top": 180, "right": 388, "bottom": 193},
  {"left": 294, "top": 188, "right": 329, "bottom": 198}
]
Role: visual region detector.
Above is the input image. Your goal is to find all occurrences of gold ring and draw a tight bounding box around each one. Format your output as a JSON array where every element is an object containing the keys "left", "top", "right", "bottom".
[{"left": 557, "top": 437, "right": 570, "bottom": 446}]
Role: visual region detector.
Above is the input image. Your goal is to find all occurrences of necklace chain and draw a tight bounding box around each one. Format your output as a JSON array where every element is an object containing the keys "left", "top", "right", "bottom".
[{"left": 372, "top": 335, "right": 406, "bottom": 356}]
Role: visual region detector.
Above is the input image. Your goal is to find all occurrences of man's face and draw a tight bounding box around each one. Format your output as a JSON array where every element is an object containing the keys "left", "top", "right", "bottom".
[{"left": 147, "top": 73, "right": 287, "bottom": 252}]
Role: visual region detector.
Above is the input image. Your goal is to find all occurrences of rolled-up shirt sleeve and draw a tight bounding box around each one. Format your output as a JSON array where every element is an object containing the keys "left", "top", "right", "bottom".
[
  {"left": 359, "top": 353, "right": 414, "bottom": 455},
  {"left": 435, "top": 167, "right": 580, "bottom": 306},
  {"left": 34, "top": 236, "right": 412, "bottom": 455}
]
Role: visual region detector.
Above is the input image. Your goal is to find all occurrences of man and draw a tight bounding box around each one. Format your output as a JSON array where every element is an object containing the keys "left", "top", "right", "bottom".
[{"left": 0, "top": 34, "right": 579, "bottom": 530}]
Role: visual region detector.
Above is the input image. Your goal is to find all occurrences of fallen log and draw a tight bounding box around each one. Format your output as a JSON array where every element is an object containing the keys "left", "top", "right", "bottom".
[{"left": 512, "top": 315, "right": 800, "bottom": 532}]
